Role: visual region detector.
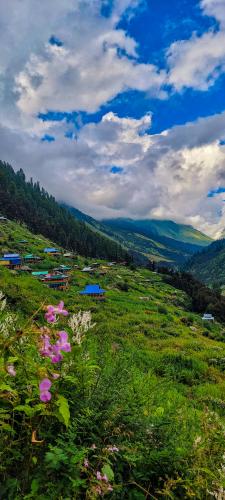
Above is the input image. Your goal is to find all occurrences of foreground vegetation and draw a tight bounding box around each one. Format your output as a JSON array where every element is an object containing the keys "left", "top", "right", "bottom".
[{"left": 1, "top": 222, "right": 225, "bottom": 498}]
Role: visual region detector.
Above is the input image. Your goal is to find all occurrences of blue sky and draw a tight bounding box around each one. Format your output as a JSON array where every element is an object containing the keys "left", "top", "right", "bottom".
[
  {"left": 40, "top": 0, "right": 224, "bottom": 134},
  {"left": 1, "top": 0, "right": 225, "bottom": 236}
]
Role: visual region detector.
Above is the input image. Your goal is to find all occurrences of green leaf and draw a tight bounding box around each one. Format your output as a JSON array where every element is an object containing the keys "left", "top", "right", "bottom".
[
  {"left": 31, "top": 479, "right": 39, "bottom": 494},
  {"left": 0, "top": 383, "right": 16, "bottom": 393},
  {"left": 102, "top": 464, "right": 114, "bottom": 481},
  {"left": 14, "top": 405, "right": 34, "bottom": 417},
  {"left": 56, "top": 395, "right": 70, "bottom": 428}
]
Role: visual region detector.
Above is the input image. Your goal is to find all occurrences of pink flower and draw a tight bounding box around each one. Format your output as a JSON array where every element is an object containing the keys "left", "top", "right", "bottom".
[
  {"left": 95, "top": 486, "right": 102, "bottom": 495},
  {"left": 91, "top": 443, "right": 96, "bottom": 449},
  {"left": 52, "top": 373, "right": 60, "bottom": 380},
  {"left": 39, "top": 334, "right": 52, "bottom": 356},
  {"left": 7, "top": 364, "right": 16, "bottom": 376},
  {"left": 56, "top": 331, "right": 71, "bottom": 353},
  {"left": 107, "top": 485, "right": 113, "bottom": 492},
  {"left": 96, "top": 471, "right": 102, "bottom": 481},
  {"left": 102, "top": 474, "right": 108, "bottom": 482},
  {"left": 56, "top": 301, "right": 68, "bottom": 316},
  {"left": 107, "top": 446, "right": 119, "bottom": 452},
  {"left": 84, "top": 459, "right": 89, "bottom": 468},
  {"left": 39, "top": 378, "right": 52, "bottom": 402},
  {"left": 50, "top": 343, "right": 63, "bottom": 363},
  {"left": 45, "top": 305, "right": 57, "bottom": 323}
]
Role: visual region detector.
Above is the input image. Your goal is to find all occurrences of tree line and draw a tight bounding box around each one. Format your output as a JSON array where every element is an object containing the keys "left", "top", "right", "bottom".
[{"left": 0, "top": 161, "right": 130, "bottom": 261}]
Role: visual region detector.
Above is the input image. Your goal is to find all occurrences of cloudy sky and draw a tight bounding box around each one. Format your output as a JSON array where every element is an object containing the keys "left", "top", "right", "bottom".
[{"left": 1, "top": 0, "right": 225, "bottom": 236}]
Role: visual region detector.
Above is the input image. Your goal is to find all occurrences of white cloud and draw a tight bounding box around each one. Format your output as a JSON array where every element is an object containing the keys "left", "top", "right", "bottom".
[
  {"left": 1, "top": 111, "right": 225, "bottom": 237},
  {"left": 167, "top": 31, "right": 225, "bottom": 91},
  {"left": 0, "top": 0, "right": 165, "bottom": 133},
  {"left": 1, "top": 0, "right": 225, "bottom": 238},
  {"left": 167, "top": 0, "right": 225, "bottom": 92},
  {"left": 201, "top": 0, "right": 225, "bottom": 26}
]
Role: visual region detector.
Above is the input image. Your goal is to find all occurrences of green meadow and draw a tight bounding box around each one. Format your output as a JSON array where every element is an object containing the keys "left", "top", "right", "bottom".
[{"left": 1, "top": 221, "right": 225, "bottom": 498}]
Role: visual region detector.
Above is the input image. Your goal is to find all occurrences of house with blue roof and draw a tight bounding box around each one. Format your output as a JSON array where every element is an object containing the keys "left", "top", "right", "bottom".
[
  {"left": 43, "top": 248, "right": 60, "bottom": 255},
  {"left": 2, "top": 253, "right": 21, "bottom": 268},
  {"left": 79, "top": 284, "right": 106, "bottom": 298}
]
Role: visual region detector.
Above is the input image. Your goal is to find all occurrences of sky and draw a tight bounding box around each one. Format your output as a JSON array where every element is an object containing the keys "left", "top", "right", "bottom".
[{"left": 1, "top": 0, "right": 225, "bottom": 237}]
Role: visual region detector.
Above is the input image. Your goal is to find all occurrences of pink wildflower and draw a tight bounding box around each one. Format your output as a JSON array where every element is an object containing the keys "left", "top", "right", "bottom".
[
  {"left": 55, "top": 301, "right": 68, "bottom": 316},
  {"left": 107, "top": 485, "right": 113, "bottom": 492},
  {"left": 95, "top": 485, "right": 102, "bottom": 495},
  {"left": 52, "top": 373, "right": 60, "bottom": 380},
  {"left": 39, "top": 334, "right": 52, "bottom": 356},
  {"left": 44, "top": 302, "right": 68, "bottom": 323},
  {"left": 39, "top": 378, "right": 52, "bottom": 402},
  {"left": 84, "top": 458, "right": 89, "bottom": 468},
  {"left": 91, "top": 443, "right": 96, "bottom": 449},
  {"left": 50, "top": 344, "right": 63, "bottom": 363},
  {"left": 107, "top": 446, "right": 119, "bottom": 452},
  {"left": 45, "top": 305, "right": 57, "bottom": 323},
  {"left": 6, "top": 364, "right": 16, "bottom": 376},
  {"left": 102, "top": 474, "right": 108, "bottom": 482},
  {"left": 56, "top": 331, "right": 71, "bottom": 352},
  {"left": 96, "top": 471, "right": 102, "bottom": 481}
]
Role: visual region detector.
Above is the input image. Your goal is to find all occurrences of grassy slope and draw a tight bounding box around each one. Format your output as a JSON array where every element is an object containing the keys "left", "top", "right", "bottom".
[
  {"left": 1, "top": 220, "right": 225, "bottom": 497},
  {"left": 1, "top": 221, "right": 225, "bottom": 407}
]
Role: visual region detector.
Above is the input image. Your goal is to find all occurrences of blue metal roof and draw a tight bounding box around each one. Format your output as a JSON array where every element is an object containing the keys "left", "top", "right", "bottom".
[
  {"left": 44, "top": 248, "right": 59, "bottom": 253},
  {"left": 79, "top": 284, "right": 106, "bottom": 295},
  {"left": 4, "top": 253, "right": 20, "bottom": 258}
]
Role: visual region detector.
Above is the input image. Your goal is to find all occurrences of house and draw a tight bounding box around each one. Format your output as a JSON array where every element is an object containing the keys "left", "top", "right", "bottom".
[
  {"left": 32, "top": 271, "right": 49, "bottom": 277},
  {"left": 79, "top": 284, "right": 106, "bottom": 299},
  {"left": 43, "top": 248, "right": 60, "bottom": 256},
  {"left": 0, "top": 216, "right": 8, "bottom": 222},
  {"left": 82, "top": 266, "right": 94, "bottom": 273},
  {"left": 19, "top": 265, "right": 32, "bottom": 273},
  {"left": 24, "top": 254, "right": 41, "bottom": 263},
  {"left": 202, "top": 313, "right": 214, "bottom": 321},
  {"left": 3, "top": 253, "right": 21, "bottom": 269},
  {"left": 41, "top": 273, "right": 69, "bottom": 290},
  {"left": 63, "top": 252, "right": 75, "bottom": 258},
  {"left": 54, "top": 265, "right": 71, "bottom": 272},
  {"left": 0, "top": 259, "right": 11, "bottom": 267}
]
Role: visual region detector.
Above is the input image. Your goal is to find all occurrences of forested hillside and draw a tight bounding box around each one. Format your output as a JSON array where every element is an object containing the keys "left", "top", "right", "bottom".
[
  {"left": 185, "top": 238, "right": 225, "bottom": 285},
  {"left": 0, "top": 162, "right": 129, "bottom": 261}
]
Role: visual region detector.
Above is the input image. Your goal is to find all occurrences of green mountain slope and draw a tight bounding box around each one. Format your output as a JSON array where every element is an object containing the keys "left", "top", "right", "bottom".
[
  {"left": 0, "top": 161, "right": 129, "bottom": 262},
  {"left": 1, "top": 220, "right": 225, "bottom": 498},
  {"left": 185, "top": 238, "right": 225, "bottom": 285},
  {"left": 62, "top": 206, "right": 212, "bottom": 266},
  {"left": 101, "top": 218, "right": 212, "bottom": 265}
]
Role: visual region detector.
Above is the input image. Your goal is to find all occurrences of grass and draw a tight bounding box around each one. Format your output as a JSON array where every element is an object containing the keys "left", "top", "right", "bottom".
[{"left": 1, "top": 220, "right": 225, "bottom": 498}]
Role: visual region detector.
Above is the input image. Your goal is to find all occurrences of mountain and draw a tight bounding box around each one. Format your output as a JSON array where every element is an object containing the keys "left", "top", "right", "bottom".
[
  {"left": 185, "top": 238, "right": 225, "bottom": 285},
  {"left": 62, "top": 206, "right": 212, "bottom": 266},
  {"left": 101, "top": 218, "right": 212, "bottom": 266},
  {"left": 0, "top": 161, "right": 129, "bottom": 262}
]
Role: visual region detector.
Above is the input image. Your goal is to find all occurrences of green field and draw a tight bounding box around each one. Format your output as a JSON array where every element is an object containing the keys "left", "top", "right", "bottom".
[{"left": 1, "top": 221, "right": 225, "bottom": 499}]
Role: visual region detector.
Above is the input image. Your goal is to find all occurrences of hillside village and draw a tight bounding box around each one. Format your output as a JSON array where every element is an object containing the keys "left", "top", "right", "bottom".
[{"left": 2, "top": 218, "right": 225, "bottom": 497}]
